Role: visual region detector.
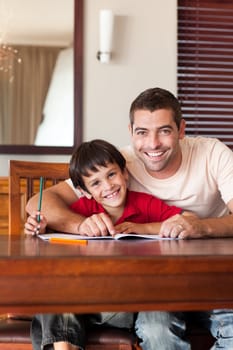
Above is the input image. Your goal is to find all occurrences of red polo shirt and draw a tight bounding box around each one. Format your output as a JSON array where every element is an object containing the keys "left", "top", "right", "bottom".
[{"left": 70, "top": 190, "right": 182, "bottom": 225}]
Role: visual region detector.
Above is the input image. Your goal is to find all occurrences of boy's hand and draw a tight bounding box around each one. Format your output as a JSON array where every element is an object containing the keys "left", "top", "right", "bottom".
[
  {"left": 24, "top": 211, "right": 47, "bottom": 236},
  {"left": 114, "top": 222, "right": 147, "bottom": 235},
  {"left": 78, "top": 213, "right": 115, "bottom": 237}
]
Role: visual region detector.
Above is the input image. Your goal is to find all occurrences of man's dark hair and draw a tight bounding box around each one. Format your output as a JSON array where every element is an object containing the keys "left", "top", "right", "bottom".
[
  {"left": 69, "top": 139, "right": 126, "bottom": 192},
  {"left": 129, "top": 87, "right": 182, "bottom": 129}
]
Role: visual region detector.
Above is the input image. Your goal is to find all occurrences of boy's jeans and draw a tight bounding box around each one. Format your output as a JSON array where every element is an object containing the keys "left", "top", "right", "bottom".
[
  {"left": 135, "top": 310, "right": 233, "bottom": 350},
  {"left": 31, "top": 312, "right": 134, "bottom": 350}
]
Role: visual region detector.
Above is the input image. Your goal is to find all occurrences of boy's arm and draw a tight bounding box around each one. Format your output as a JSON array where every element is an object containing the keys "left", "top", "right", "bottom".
[
  {"left": 26, "top": 181, "right": 116, "bottom": 235},
  {"left": 26, "top": 181, "right": 84, "bottom": 234},
  {"left": 114, "top": 221, "right": 162, "bottom": 235},
  {"left": 114, "top": 211, "right": 197, "bottom": 237}
]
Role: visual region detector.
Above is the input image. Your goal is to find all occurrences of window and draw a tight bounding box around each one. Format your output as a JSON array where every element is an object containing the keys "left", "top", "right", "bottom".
[{"left": 177, "top": 0, "right": 233, "bottom": 150}]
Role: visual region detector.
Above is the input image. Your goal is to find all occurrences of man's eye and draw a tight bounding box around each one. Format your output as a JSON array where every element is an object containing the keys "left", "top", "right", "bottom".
[
  {"left": 136, "top": 130, "right": 146, "bottom": 136},
  {"left": 160, "top": 129, "right": 171, "bottom": 135}
]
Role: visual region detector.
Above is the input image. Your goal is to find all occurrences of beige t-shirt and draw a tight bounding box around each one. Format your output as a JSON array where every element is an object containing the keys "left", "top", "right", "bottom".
[
  {"left": 67, "top": 136, "right": 233, "bottom": 218},
  {"left": 121, "top": 136, "right": 233, "bottom": 218}
]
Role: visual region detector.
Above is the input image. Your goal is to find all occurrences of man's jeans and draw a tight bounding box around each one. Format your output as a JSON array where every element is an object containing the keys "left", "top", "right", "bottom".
[{"left": 135, "top": 310, "right": 233, "bottom": 350}]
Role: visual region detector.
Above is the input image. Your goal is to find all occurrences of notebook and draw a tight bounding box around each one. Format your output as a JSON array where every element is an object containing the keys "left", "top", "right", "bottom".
[{"left": 38, "top": 232, "right": 174, "bottom": 241}]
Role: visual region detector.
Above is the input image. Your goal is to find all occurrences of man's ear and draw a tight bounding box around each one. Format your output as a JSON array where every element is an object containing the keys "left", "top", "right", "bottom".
[
  {"left": 128, "top": 123, "right": 133, "bottom": 135},
  {"left": 179, "top": 119, "right": 186, "bottom": 139},
  {"left": 78, "top": 186, "right": 92, "bottom": 199}
]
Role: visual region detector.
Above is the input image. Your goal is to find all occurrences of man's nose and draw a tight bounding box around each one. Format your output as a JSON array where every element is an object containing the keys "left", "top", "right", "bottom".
[{"left": 148, "top": 133, "right": 161, "bottom": 148}]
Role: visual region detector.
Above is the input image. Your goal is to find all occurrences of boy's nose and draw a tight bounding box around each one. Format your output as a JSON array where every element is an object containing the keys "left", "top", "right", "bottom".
[{"left": 103, "top": 180, "right": 113, "bottom": 189}]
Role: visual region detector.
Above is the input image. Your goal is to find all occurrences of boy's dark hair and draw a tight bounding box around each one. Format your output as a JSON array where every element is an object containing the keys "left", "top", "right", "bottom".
[
  {"left": 129, "top": 87, "right": 182, "bottom": 129},
  {"left": 69, "top": 139, "right": 126, "bottom": 192}
]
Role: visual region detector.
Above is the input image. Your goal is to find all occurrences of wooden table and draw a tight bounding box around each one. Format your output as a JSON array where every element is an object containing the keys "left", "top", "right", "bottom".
[{"left": 0, "top": 234, "right": 233, "bottom": 314}]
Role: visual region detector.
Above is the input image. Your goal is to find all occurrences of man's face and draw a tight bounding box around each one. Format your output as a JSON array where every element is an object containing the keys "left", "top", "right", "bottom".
[{"left": 129, "top": 108, "right": 185, "bottom": 178}]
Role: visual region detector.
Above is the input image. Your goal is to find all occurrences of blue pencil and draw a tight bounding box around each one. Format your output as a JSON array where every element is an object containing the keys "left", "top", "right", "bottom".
[{"left": 37, "top": 177, "right": 44, "bottom": 223}]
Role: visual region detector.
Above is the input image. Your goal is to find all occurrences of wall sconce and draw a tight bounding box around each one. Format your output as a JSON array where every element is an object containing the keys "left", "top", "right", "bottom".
[{"left": 97, "top": 9, "right": 114, "bottom": 63}]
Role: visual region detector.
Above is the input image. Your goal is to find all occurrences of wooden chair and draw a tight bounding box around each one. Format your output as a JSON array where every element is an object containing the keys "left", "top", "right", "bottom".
[
  {"left": 0, "top": 160, "right": 140, "bottom": 350},
  {"left": 8, "top": 160, "right": 70, "bottom": 235}
]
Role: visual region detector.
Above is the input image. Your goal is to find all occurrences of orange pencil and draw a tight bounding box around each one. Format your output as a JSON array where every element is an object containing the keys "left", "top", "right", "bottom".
[{"left": 49, "top": 237, "right": 88, "bottom": 245}]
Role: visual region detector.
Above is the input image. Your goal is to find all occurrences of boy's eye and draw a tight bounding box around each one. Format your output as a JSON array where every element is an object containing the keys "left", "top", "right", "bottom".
[
  {"left": 91, "top": 180, "right": 100, "bottom": 187},
  {"left": 109, "top": 171, "right": 116, "bottom": 178}
]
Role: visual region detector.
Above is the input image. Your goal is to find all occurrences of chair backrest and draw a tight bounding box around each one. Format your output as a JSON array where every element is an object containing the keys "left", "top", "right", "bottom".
[{"left": 9, "top": 160, "right": 69, "bottom": 235}]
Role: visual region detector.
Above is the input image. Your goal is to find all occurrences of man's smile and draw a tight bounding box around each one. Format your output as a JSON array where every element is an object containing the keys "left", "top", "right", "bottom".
[{"left": 144, "top": 149, "right": 168, "bottom": 161}]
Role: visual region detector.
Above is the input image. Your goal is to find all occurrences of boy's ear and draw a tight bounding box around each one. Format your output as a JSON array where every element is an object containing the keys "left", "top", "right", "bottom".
[
  {"left": 123, "top": 168, "right": 129, "bottom": 184},
  {"left": 78, "top": 186, "right": 92, "bottom": 199}
]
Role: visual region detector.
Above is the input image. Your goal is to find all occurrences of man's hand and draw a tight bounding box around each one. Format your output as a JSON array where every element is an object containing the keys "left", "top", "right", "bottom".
[
  {"left": 78, "top": 213, "right": 116, "bottom": 237},
  {"left": 159, "top": 214, "right": 204, "bottom": 239}
]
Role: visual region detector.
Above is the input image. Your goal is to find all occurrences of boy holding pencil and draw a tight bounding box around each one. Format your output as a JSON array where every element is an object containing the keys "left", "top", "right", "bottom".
[{"left": 26, "top": 139, "right": 195, "bottom": 350}]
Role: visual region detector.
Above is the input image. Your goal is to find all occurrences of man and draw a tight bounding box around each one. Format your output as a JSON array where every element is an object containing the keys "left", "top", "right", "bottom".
[{"left": 26, "top": 87, "right": 233, "bottom": 349}]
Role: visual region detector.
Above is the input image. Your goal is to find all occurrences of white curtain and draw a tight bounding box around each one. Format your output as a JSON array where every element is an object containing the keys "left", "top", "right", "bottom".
[
  {"left": 34, "top": 47, "right": 74, "bottom": 146},
  {"left": 0, "top": 45, "right": 61, "bottom": 144}
]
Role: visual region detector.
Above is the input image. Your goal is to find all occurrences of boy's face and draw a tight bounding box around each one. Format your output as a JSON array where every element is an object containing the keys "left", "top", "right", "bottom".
[{"left": 81, "top": 162, "right": 128, "bottom": 212}]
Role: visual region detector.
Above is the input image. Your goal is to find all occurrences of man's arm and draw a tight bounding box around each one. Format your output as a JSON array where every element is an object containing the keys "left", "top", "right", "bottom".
[
  {"left": 26, "top": 181, "right": 84, "bottom": 233},
  {"left": 193, "top": 198, "right": 233, "bottom": 238},
  {"left": 160, "top": 199, "right": 233, "bottom": 239}
]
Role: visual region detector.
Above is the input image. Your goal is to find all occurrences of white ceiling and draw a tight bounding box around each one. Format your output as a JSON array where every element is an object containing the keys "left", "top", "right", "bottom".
[{"left": 0, "top": 0, "right": 74, "bottom": 46}]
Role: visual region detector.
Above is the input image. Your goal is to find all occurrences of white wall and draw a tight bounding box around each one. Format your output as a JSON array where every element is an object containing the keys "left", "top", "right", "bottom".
[
  {"left": 0, "top": 0, "right": 177, "bottom": 176},
  {"left": 83, "top": 0, "right": 177, "bottom": 147}
]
